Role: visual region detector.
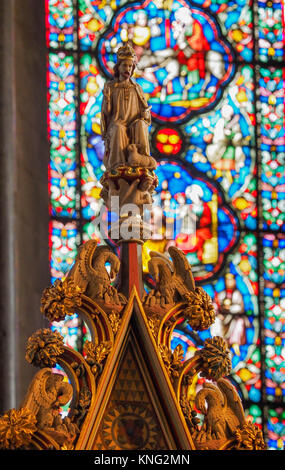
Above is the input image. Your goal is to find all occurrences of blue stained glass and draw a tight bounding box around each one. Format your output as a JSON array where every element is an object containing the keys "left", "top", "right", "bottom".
[{"left": 249, "top": 387, "right": 261, "bottom": 402}]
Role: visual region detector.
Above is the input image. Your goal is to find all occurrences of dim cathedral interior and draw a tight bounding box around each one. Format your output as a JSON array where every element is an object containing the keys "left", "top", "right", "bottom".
[{"left": 0, "top": 0, "right": 284, "bottom": 453}]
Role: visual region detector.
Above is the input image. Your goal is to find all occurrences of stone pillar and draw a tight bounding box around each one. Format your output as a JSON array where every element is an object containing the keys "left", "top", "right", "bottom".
[{"left": 0, "top": 0, "right": 49, "bottom": 412}]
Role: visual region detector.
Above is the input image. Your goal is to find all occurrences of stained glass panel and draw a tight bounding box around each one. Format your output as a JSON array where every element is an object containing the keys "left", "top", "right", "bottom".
[
  {"left": 80, "top": 53, "right": 106, "bottom": 220},
  {"left": 46, "top": 0, "right": 76, "bottom": 49},
  {"left": 48, "top": 52, "right": 78, "bottom": 218},
  {"left": 259, "top": 67, "right": 285, "bottom": 231},
  {"left": 266, "top": 407, "right": 285, "bottom": 450},
  {"left": 49, "top": 219, "right": 78, "bottom": 283},
  {"left": 257, "top": 0, "right": 285, "bottom": 62},
  {"left": 263, "top": 233, "right": 285, "bottom": 402},
  {"left": 46, "top": 0, "right": 285, "bottom": 449}
]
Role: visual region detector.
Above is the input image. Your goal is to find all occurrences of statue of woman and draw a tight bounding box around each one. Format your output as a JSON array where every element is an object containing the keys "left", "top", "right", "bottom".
[{"left": 101, "top": 43, "right": 152, "bottom": 170}]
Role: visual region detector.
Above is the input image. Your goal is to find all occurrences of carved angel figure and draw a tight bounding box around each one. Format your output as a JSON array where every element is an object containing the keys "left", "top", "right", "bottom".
[
  {"left": 21, "top": 368, "right": 78, "bottom": 446},
  {"left": 193, "top": 378, "right": 246, "bottom": 444},
  {"left": 67, "top": 239, "right": 126, "bottom": 305}
]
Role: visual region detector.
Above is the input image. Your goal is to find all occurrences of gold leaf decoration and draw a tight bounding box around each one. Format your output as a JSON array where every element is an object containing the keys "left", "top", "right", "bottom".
[
  {"left": 83, "top": 340, "right": 112, "bottom": 375},
  {"left": 109, "top": 310, "right": 121, "bottom": 335},
  {"left": 180, "top": 396, "right": 200, "bottom": 432},
  {"left": 196, "top": 336, "right": 232, "bottom": 380},
  {"left": 25, "top": 328, "right": 64, "bottom": 368},
  {"left": 183, "top": 287, "right": 216, "bottom": 331},
  {"left": 41, "top": 278, "right": 82, "bottom": 322},
  {"left": 73, "top": 386, "right": 92, "bottom": 426},
  {"left": 159, "top": 344, "right": 184, "bottom": 379},
  {"left": 148, "top": 314, "right": 161, "bottom": 339},
  {"left": 235, "top": 422, "right": 266, "bottom": 450},
  {"left": 0, "top": 407, "right": 37, "bottom": 449}
]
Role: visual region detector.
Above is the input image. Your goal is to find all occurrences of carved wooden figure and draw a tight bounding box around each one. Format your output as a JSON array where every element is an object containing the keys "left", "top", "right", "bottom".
[{"left": 101, "top": 43, "right": 153, "bottom": 171}]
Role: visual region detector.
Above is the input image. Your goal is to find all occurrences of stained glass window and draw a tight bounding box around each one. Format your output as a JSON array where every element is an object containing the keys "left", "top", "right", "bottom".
[{"left": 45, "top": 0, "right": 285, "bottom": 449}]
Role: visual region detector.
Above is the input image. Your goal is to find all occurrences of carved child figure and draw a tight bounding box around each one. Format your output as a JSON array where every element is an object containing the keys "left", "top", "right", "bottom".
[{"left": 101, "top": 43, "right": 153, "bottom": 170}]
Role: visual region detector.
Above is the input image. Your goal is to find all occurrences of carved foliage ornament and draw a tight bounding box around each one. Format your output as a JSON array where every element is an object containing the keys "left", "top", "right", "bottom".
[
  {"left": 83, "top": 340, "right": 113, "bottom": 376},
  {"left": 159, "top": 344, "right": 184, "bottom": 380},
  {"left": 183, "top": 287, "right": 216, "bottom": 331},
  {"left": 0, "top": 407, "right": 37, "bottom": 450},
  {"left": 235, "top": 422, "right": 266, "bottom": 450},
  {"left": 195, "top": 336, "right": 232, "bottom": 380},
  {"left": 41, "top": 277, "right": 82, "bottom": 323},
  {"left": 25, "top": 328, "right": 64, "bottom": 368}
]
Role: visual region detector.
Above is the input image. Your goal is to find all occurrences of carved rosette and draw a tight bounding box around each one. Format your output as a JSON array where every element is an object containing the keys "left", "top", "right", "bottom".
[
  {"left": 41, "top": 278, "right": 83, "bottom": 323},
  {"left": 195, "top": 336, "right": 232, "bottom": 380},
  {"left": 25, "top": 328, "right": 65, "bottom": 368},
  {"left": 183, "top": 287, "right": 216, "bottom": 331}
]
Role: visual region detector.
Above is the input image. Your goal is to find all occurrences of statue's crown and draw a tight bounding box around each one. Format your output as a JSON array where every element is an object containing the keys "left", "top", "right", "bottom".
[{"left": 116, "top": 43, "right": 136, "bottom": 62}]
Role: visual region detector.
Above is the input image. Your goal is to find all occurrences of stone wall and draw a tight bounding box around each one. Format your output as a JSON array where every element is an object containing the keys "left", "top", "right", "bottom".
[{"left": 0, "top": 0, "right": 49, "bottom": 412}]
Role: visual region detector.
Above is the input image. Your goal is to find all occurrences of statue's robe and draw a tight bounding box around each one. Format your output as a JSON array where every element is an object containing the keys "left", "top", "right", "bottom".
[{"left": 101, "top": 79, "right": 151, "bottom": 169}]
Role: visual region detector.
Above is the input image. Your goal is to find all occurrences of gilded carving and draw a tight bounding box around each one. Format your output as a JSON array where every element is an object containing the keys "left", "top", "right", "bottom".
[
  {"left": 83, "top": 340, "right": 113, "bottom": 376},
  {"left": 144, "top": 248, "right": 215, "bottom": 333},
  {"left": 67, "top": 239, "right": 126, "bottom": 305},
  {"left": 70, "top": 361, "right": 85, "bottom": 378},
  {"left": 159, "top": 344, "right": 184, "bottom": 380},
  {"left": 41, "top": 277, "right": 82, "bottom": 323},
  {"left": 183, "top": 287, "right": 216, "bottom": 331},
  {"left": 193, "top": 378, "right": 246, "bottom": 448},
  {"left": 179, "top": 396, "right": 199, "bottom": 433},
  {"left": 235, "top": 421, "right": 266, "bottom": 450},
  {"left": 25, "top": 328, "right": 64, "bottom": 369},
  {"left": 21, "top": 368, "right": 78, "bottom": 447},
  {"left": 109, "top": 310, "right": 122, "bottom": 335},
  {"left": 73, "top": 386, "right": 92, "bottom": 427},
  {"left": 0, "top": 31, "right": 266, "bottom": 452},
  {"left": 195, "top": 336, "right": 232, "bottom": 380},
  {"left": 148, "top": 313, "right": 161, "bottom": 339},
  {"left": 0, "top": 407, "right": 37, "bottom": 450}
]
